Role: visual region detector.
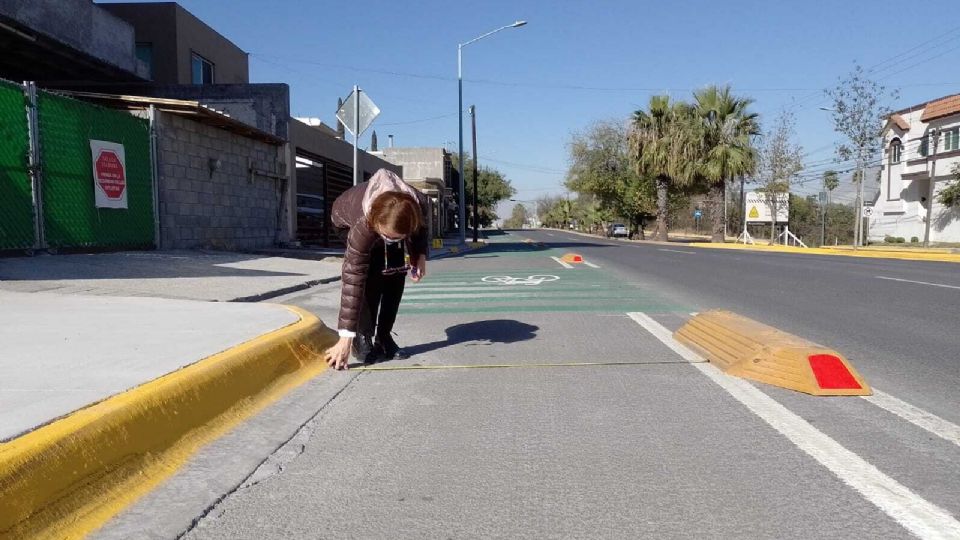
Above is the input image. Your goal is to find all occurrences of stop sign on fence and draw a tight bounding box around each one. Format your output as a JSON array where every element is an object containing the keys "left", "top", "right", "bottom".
[{"left": 90, "top": 140, "right": 128, "bottom": 209}]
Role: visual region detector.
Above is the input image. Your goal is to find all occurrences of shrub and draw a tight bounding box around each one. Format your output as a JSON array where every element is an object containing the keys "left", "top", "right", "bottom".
[
  {"left": 910, "top": 236, "right": 919, "bottom": 243},
  {"left": 895, "top": 237, "right": 906, "bottom": 243}
]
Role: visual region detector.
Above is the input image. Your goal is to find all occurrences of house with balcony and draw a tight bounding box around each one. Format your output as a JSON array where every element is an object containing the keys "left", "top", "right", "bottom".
[{"left": 872, "top": 94, "right": 960, "bottom": 243}]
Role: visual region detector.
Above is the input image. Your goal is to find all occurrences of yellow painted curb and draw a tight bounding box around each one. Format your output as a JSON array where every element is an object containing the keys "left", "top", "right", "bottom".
[
  {"left": 0, "top": 306, "right": 338, "bottom": 540},
  {"left": 688, "top": 242, "right": 960, "bottom": 264},
  {"left": 675, "top": 310, "right": 871, "bottom": 396}
]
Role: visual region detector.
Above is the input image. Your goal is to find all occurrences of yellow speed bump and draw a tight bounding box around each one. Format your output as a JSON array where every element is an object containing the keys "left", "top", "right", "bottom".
[
  {"left": 561, "top": 253, "right": 584, "bottom": 263},
  {"left": 675, "top": 310, "right": 871, "bottom": 396},
  {"left": 0, "top": 306, "right": 337, "bottom": 540}
]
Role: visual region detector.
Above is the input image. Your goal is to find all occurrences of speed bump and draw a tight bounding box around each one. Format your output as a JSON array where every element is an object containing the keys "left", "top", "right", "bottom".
[
  {"left": 561, "top": 253, "right": 584, "bottom": 263},
  {"left": 675, "top": 310, "right": 871, "bottom": 396}
]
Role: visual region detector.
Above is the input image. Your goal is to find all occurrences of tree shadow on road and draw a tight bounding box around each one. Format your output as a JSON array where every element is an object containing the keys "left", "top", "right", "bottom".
[{"left": 402, "top": 319, "right": 539, "bottom": 357}]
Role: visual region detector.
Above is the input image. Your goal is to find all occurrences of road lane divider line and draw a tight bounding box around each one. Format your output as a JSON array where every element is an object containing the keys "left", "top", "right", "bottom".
[
  {"left": 627, "top": 311, "right": 960, "bottom": 540},
  {"left": 874, "top": 276, "right": 960, "bottom": 290},
  {"left": 863, "top": 390, "right": 960, "bottom": 449},
  {"left": 0, "top": 306, "right": 338, "bottom": 540},
  {"left": 658, "top": 248, "right": 696, "bottom": 255},
  {"left": 583, "top": 260, "right": 601, "bottom": 268},
  {"left": 550, "top": 256, "right": 574, "bottom": 269}
]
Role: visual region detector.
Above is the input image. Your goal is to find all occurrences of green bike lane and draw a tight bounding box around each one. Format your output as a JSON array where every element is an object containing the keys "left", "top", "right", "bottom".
[{"left": 180, "top": 231, "right": 911, "bottom": 540}]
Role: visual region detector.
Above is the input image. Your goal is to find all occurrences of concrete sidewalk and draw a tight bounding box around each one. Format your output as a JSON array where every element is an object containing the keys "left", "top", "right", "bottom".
[
  {"left": 0, "top": 250, "right": 343, "bottom": 302},
  {"left": 0, "top": 288, "right": 337, "bottom": 538},
  {"left": 0, "top": 291, "right": 301, "bottom": 441}
]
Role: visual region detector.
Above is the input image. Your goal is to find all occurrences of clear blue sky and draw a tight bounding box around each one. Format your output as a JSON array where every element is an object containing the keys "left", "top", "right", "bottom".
[{"left": 107, "top": 0, "right": 960, "bottom": 207}]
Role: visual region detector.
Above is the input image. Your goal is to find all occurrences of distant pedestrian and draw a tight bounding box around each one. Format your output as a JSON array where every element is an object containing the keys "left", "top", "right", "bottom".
[{"left": 324, "top": 169, "right": 429, "bottom": 370}]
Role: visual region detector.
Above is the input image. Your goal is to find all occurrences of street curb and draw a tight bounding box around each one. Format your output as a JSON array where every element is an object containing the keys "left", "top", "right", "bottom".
[
  {"left": 0, "top": 306, "right": 338, "bottom": 539},
  {"left": 687, "top": 242, "right": 960, "bottom": 264},
  {"left": 546, "top": 228, "right": 960, "bottom": 263},
  {"left": 429, "top": 243, "right": 484, "bottom": 260},
  {"left": 228, "top": 276, "right": 342, "bottom": 303}
]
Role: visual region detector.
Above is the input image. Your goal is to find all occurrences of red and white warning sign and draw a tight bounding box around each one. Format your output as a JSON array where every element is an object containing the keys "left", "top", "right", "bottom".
[{"left": 90, "top": 140, "right": 127, "bottom": 209}]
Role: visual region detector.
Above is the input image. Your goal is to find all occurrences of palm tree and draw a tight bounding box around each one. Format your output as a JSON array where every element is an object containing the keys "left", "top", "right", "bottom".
[
  {"left": 631, "top": 96, "right": 698, "bottom": 241},
  {"left": 693, "top": 85, "right": 760, "bottom": 243}
]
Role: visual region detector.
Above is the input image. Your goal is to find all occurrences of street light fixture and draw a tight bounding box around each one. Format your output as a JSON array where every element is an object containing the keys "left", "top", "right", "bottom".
[{"left": 457, "top": 20, "right": 527, "bottom": 244}]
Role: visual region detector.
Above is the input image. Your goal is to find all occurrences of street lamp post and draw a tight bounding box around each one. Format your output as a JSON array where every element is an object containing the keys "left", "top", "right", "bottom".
[{"left": 457, "top": 20, "right": 526, "bottom": 244}]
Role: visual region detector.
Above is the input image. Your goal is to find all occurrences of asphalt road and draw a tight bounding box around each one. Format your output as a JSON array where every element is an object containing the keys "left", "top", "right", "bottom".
[
  {"left": 121, "top": 230, "right": 959, "bottom": 540},
  {"left": 519, "top": 229, "right": 960, "bottom": 425}
]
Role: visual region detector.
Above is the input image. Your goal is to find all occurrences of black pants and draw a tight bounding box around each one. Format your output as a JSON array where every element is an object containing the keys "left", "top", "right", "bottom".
[{"left": 358, "top": 240, "right": 406, "bottom": 340}]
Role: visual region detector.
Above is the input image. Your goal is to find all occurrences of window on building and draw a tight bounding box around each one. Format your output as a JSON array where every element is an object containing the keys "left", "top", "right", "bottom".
[
  {"left": 890, "top": 139, "right": 901, "bottom": 164},
  {"left": 943, "top": 128, "right": 960, "bottom": 152},
  {"left": 191, "top": 53, "right": 215, "bottom": 84},
  {"left": 135, "top": 43, "right": 154, "bottom": 80},
  {"left": 919, "top": 135, "right": 929, "bottom": 157}
]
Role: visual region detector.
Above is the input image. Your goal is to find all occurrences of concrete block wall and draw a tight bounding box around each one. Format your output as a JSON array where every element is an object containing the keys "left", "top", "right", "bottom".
[{"left": 155, "top": 111, "right": 285, "bottom": 250}]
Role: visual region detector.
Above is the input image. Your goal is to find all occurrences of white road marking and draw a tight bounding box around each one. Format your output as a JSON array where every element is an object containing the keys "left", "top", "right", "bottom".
[
  {"left": 875, "top": 276, "right": 960, "bottom": 290},
  {"left": 626, "top": 311, "right": 960, "bottom": 539},
  {"left": 403, "top": 292, "right": 541, "bottom": 301},
  {"left": 658, "top": 248, "right": 696, "bottom": 255},
  {"left": 481, "top": 275, "right": 559, "bottom": 286},
  {"left": 864, "top": 390, "right": 960, "bottom": 449},
  {"left": 583, "top": 260, "right": 601, "bottom": 268},
  {"left": 550, "top": 256, "right": 574, "bottom": 269},
  {"left": 406, "top": 286, "right": 550, "bottom": 293}
]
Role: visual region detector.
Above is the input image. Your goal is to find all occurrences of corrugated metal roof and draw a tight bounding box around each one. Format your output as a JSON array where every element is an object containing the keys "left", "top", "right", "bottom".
[{"left": 54, "top": 90, "right": 285, "bottom": 145}]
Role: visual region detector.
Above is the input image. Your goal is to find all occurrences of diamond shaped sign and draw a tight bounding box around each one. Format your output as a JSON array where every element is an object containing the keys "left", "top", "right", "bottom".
[{"left": 336, "top": 89, "right": 380, "bottom": 136}]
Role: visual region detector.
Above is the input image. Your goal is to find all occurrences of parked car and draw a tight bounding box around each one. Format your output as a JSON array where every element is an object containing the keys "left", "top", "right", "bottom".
[
  {"left": 607, "top": 223, "right": 629, "bottom": 238},
  {"left": 296, "top": 193, "right": 325, "bottom": 244}
]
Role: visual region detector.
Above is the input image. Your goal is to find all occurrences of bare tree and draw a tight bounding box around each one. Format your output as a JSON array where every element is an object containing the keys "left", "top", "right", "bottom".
[
  {"left": 824, "top": 63, "right": 897, "bottom": 246},
  {"left": 756, "top": 110, "right": 804, "bottom": 243}
]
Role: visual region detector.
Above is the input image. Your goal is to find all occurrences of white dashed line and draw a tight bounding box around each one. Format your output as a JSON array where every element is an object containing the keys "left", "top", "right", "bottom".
[
  {"left": 626, "top": 311, "right": 960, "bottom": 540},
  {"left": 550, "top": 256, "right": 574, "bottom": 269},
  {"left": 658, "top": 248, "right": 696, "bottom": 255},
  {"left": 582, "top": 260, "right": 600, "bottom": 268},
  {"left": 875, "top": 276, "right": 960, "bottom": 290}
]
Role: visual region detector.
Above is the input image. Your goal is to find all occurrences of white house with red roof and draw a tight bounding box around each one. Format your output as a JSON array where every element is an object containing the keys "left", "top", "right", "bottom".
[{"left": 872, "top": 93, "right": 960, "bottom": 243}]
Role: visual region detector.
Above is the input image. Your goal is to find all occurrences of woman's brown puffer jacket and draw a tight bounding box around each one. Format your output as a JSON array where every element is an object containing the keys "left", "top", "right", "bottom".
[{"left": 331, "top": 174, "right": 428, "bottom": 334}]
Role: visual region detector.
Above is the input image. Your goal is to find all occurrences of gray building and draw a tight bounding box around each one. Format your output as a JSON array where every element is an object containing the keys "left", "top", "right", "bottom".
[
  {"left": 1, "top": 0, "right": 402, "bottom": 252},
  {"left": 289, "top": 120, "right": 401, "bottom": 247},
  {"left": 0, "top": 0, "right": 149, "bottom": 82},
  {"left": 98, "top": 2, "right": 249, "bottom": 85},
  {"left": 374, "top": 147, "right": 456, "bottom": 238}
]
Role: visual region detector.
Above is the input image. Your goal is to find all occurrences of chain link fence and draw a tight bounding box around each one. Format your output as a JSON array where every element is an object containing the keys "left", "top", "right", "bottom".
[
  {"left": 0, "top": 80, "right": 154, "bottom": 252},
  {"left": 38, "top": 91, "right": 154, "bottom": 249},
  {"left": 0, "top": 79, "right": 35, "bottom": 251}
]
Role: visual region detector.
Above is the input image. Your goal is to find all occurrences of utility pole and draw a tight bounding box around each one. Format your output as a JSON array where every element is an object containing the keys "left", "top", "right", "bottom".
[
  {"left": 923, "top": 129, "right": 940, "bottom": 247},
  {"left": 820, "top": 190, "right": 826, "bottom": 247},
  {"left": 853, "top": 164, "right": 862, "bottom": 249},
  {"left": 740, "top": 176, "right": 747, "bottom": 245},
  {"left": 470, "top": 105, "right": 479, "bottom": 243}
]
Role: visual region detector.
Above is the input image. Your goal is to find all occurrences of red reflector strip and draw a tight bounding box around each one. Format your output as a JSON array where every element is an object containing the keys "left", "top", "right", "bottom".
[{"left": 808, "top": 354, "right": 862, "bottom": 389}]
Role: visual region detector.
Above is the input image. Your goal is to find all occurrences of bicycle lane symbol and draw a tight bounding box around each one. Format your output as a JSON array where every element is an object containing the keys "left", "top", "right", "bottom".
[{"left": 481, "top": 275, "right": 560, "bottom": 286}]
